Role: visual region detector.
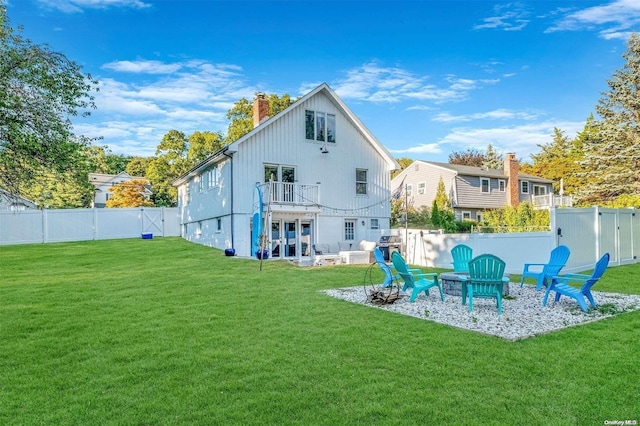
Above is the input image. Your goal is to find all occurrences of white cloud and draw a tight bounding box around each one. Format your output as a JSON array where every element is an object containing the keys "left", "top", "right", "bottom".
[
  {"left": 546, "top": 0, "right": 640, "bottom": 40},
  {"left": 37, "top": 0, "right": 150, "bottom": 13},
  {"left": 391, "top": 120, "right": 584, "bottom": 162},
  {"left": 432, "top": 109, "right": 542, "bottom": 123},
  {"left": 473, "top": 2, "right": 531, "bottom": 31},
  {"left": 102, "top": 60, "right": 182, "bottom": 74},
  {"left": 328, "top": 62, "right": 498, "bottom": 105}
]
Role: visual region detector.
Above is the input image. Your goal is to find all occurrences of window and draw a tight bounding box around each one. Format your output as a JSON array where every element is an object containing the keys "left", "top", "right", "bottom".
[
  {"left": 216, "top": 218, "right": 222, "bottom": 232},
  {"left": 370, "top": 218, "right": 379, "bottom": 230},
  {"left": 498, "top": 179, "right": 505, "bottom": 192},
  {"left": 417, "top": 182, "right": 426, "bottom": 195},
  {"left": 207, "top": 166, "right": 221, "bottom": 189},
  {"left": 344, "top": 220, "right": 355, "bottom": 240},
  {"left": 480, "top": 177, "right": 490, "bottom": 193},
  {"left": 462, "top": 211, "right": 471, "bottom": 220},
  {"left": 521, "top": 181, "right": 529, "bottom": 194},
  {"left": 406, "top": 184, "right": 413, "bottom": 196},
  {"left": 533, "top": 185, "right": 547, "bottom": 196},
  {"left": 476, "top": 212, "right": 483, "bottom": 223},
  {"left": 305, "top": 109, "right": 336, "bottom": 142},
  {"left": 198, "top": 175, "right": 205, "bottom": 192},
  {"left": 356, "top": 169, "right": 368, "bottom": 195}
]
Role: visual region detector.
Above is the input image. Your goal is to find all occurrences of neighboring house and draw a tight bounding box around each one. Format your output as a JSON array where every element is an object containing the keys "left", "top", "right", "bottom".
[
  {"left": 0, "top": 188, "right": 37, "bottom": 211},
  {"left": 391, "top": 154, "right": 555, "bottom": 222},
  {"left": 173, "top": 83, "right": 400, "bottom": 259},
  {"left": 89, "top": 172, "right": 152, "bottom": 208}
]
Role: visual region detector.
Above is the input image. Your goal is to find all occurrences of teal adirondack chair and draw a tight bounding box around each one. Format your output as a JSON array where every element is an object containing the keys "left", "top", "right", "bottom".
[
  {"left": 391, "top": 252, "right": 444, "bottom": 303},
  {"left": 451, "top": 244, "right": 473, "bottom": 273},
  {"left": 542, "top": 253, "right": 610, "bottom": 312},
  {"left": 461, "top": 254, "right": 509, "bottom": 314},
  {"left": 520, "top": 245, "right": 570, "bottom": 291},
  {"left": 374, "top": 247, "right": 399, "bottom": 288}
]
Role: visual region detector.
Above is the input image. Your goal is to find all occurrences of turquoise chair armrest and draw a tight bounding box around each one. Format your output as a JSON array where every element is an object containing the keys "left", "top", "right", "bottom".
[
  {"left": 501, "top": 277, "right": 510, "bottom": 283},
  {"left": 415, "top": 272, "right": 438, "bottom": 279},
  {"left": 552, "top": 273, "right": 590, "bottom": 285}
]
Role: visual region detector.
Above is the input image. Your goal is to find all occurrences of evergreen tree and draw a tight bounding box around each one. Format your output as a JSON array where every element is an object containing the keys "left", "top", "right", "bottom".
[
  {"left": 577, "top": 33, "right": 640, "bottom": 205},
  {"left": 483, "top": 143, "right": 503, "bottom": 169},
  {"left": 434, "top": 176, "right": 450, "bottom": 211}
]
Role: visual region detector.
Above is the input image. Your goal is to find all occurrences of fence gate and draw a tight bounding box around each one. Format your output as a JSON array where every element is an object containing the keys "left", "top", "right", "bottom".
[{"left": 142, "top": 208, "right": 164, "bottom": 236}]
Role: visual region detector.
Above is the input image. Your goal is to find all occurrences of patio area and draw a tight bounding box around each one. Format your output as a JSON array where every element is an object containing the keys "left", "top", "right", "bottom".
[{"left": 323, "top": 283, "right": 640, "bottom": 340}]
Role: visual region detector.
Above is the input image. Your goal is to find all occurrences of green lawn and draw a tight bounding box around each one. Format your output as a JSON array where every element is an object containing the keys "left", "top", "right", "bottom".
[{"left": 1, "top": 237, "right": 638, "bottom": 425}]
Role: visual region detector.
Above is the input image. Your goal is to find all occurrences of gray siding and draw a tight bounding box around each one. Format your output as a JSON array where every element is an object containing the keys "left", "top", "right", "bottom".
[{"left": 455, "top": 175, "right": 507, "bottom": 209}]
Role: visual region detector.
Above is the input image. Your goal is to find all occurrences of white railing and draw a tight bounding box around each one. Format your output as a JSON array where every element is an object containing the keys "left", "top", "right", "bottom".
[
  {"left": 533, "top": 194, "right": 573, "bottom": 209},
  {"left": 261, "top": 182, "right": 319, "bottom": 206}
]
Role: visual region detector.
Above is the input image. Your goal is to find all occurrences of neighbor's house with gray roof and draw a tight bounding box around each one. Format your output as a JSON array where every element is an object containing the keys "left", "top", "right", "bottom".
[
  {"left": 89, "top": 172, "right": 152, "bottom": 208},
  {"left": 0, "top": 187, "right": 38, "bottom": 211},
  {"left": 391, "top": 154, "right": 555, "bottom": 222}
]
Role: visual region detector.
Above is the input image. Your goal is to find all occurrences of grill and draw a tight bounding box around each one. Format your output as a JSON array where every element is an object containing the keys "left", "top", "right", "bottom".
[{"left": 378, "top": 235, "right": 402, "bottom": 261}]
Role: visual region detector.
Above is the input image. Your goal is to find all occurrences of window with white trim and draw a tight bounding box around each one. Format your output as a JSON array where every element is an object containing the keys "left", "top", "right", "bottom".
[
  {"left": 305, "top": 110, "right": 336, "bottom": 143},
  {"left": 462, "top": 211, "right": 471, "bottom": 220},
  {"left": 533, "top": 185, "right": 547, "bottom": 196},
  {"left": 370, "top": 218, "right": 379, "bottom": 230},
  {"left": 406, "top": 184, "right": 413, "bottom": 196},
  {"left": 480, "top": 177, "right": 490, "bottom": 193},
  {"left": 356, "top": 169, "right": 368, "bottom": 195},
  {"left": 417, "top": 182, "right": 426, "bottom": 194},
  {"left": 521, "top": 181, "right": 529, "bottom": 194},
  {"left": 498, "top": 179, "right": 505, "bottom": 192}
]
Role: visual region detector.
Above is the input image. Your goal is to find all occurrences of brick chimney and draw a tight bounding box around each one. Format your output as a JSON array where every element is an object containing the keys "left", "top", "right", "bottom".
[
  {"left": 253, "top": 94, "right": 269, "bottom": 128},
  {"left": 504, "top": 152, "right": 520, "bottom": 207}
]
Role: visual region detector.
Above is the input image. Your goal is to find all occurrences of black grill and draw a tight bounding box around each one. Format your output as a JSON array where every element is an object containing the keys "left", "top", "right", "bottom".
[{"left": 378, "top": 235, "right": 402, "bottom": 261}]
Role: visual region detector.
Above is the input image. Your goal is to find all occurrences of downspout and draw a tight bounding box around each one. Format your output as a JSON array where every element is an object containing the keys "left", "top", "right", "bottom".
[{"left": 223, "top": 148, "right": 234, "bottom": 250}]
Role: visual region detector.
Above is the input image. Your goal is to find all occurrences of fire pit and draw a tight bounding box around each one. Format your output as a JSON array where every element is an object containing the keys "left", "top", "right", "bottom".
[{"left": 440, "top": 272, "right": 510, "bottom": 297}]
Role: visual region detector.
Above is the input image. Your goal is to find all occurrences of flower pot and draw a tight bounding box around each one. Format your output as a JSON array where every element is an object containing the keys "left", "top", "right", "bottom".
[
  {"left": 224, "top": 248, "right": 236, "bottom": 256},
  {"left": 256, "top": 249, "right": 269, "bottom": 260}
]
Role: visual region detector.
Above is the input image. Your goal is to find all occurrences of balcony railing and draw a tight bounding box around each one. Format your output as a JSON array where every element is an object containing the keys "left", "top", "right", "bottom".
[
  {"left": 259, "top": 182, "right": 319, "bottom": 206},
  {"left": 533, "top": 194, "right": 573, "bottom": 209}
]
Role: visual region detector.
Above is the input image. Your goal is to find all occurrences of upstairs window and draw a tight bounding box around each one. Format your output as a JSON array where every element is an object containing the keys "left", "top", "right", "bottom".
[
  {"left": 480, "top": 177, "right": 490, "bottom": 193},
  {"left": 406, "top": 184, "right": 413, "bottom": 196},
  {"left": 305, "top": 110, "right": 336, "bottom": 142},
  {"left": 417, "top": 182, "right": 426, "bottom": 194},
  {"left": 356, "top": 169, "right": 368, "bottom": 195}
]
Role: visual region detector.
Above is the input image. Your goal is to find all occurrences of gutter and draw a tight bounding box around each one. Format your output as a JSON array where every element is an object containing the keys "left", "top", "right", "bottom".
[{"left": 223, "top": 148, "right": 234, "bottom": 250}]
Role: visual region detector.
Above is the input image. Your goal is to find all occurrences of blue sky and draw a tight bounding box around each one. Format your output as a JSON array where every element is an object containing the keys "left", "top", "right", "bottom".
[{"left": 6, "top": 0, "right": 640, "bottom": 162}]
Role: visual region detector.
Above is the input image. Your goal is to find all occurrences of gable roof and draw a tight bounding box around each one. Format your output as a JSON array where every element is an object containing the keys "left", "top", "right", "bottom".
[
  {"left": 398, "top": 160, "right": 553, "bottom": 184},
  {"left": 89, "top": 172, "right": 149, "bottom": 189},
  {"left": 0, "top": 187, "right": 38, "bottom": 209},
  {"left": 173, "top": 83, "right": 400, "bottom": 186}
]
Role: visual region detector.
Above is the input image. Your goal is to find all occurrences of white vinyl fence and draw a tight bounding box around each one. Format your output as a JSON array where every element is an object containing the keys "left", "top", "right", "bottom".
[
  {"left": 0, "top": 207, "right": 179, "bottom": 245},
  {"left": 396, "top": 207, "right": 639, "bottom": 275}
]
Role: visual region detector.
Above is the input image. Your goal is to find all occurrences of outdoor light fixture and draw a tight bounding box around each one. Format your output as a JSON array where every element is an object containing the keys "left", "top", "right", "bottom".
[{"left": 320, "top": 145, "right": 329, "bottom": 154}]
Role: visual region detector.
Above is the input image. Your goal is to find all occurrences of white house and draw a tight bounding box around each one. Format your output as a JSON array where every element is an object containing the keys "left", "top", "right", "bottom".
[
  {"left": 89, "top": 172, "right": 151, "bottom": 208},
  {"left": 0, "top": 187, "right": 37, "bottom": 211},
  {"left": 173, "top": 83, "right": 399, "bottom": 260}
]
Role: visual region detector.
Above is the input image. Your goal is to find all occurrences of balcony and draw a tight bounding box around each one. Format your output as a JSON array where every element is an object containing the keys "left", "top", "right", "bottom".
[
  {"left": 533, "top": 194, "right": 573, "bottom": 209},
  {"left": 259, "top": 182, "right": 320, "bottom": 212}
]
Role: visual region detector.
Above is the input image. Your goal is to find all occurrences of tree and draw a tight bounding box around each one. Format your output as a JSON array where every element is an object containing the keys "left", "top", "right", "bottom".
[
  {"left": 577, "top": 33, "right": 640, "bottom": 206},
  {"left": 391, "top": 157, "right": 413, "bottom": 179},
  {"left": 448, "top": 148, "right": 485, "bottom": 166},
  {"left": 520, "top": 127, "right": 584, "bottom": 196},
  {"left": 433, "top": 176, "right": 450, "bottom": 211},
  {"left": 483, "top": 143, "right": 503, "bottom": 169},
  {"left": 106, "top": 179, "right": 153, "bottom": 208},
  {"left": 126, "top": 156, "right": 153, "bottom": 177},
  {"left": 146, "top": 130, "right": 190, "bottom": 206},
  {"left": 0, "top": 6, "right": 98, "bottom": 197},
  {"left": 225, "top": 93, "right": 295, "bottom": 144},
  {"left": 86, "top": 145, "right": 132, "bottom": 174},
  {"left": 187, "top": 131, "right": 225, "bottom": 164}
]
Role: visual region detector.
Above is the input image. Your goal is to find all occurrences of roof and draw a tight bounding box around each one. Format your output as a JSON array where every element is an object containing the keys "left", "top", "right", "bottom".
[
  {"left": 406, "top": 160, "right": 553, "bottom": 184},
  {"left": 0, "top": 187, "right": 38, "bottom": 208},
  {"left": 89, "top": 172, "right": 149, "bottom": 189},
  {"left": 173, "top": 82, "right": 400, "bottom": 186}
]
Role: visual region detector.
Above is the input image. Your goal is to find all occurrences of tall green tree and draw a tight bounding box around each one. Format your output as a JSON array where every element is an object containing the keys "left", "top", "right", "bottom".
[
  {"left": 187, "top": 131, "right": 225, "bottom": 164},
  {"left": 86, "top": 145, "right": 132, "bottom": 174},
  {"left": 0, "top": 5, "right": 98, "bottom": 197},
  {"left": 126, "top": 156, "right": 153, "bottom": 177},
  {"left": 577, "top": 32, "right": 640, "bottom": 205},
  {"left": 146, "top": 130, "right": 190, "bottom": 206},
  {"left": 483, "top": 143, "right": 503, "bottom": 169},
  {"left": 521, "top": 127, "right": 584, "bottom": 196},
  {"left": 225, "top": 93, "right": 295, "bottom": 144}
]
